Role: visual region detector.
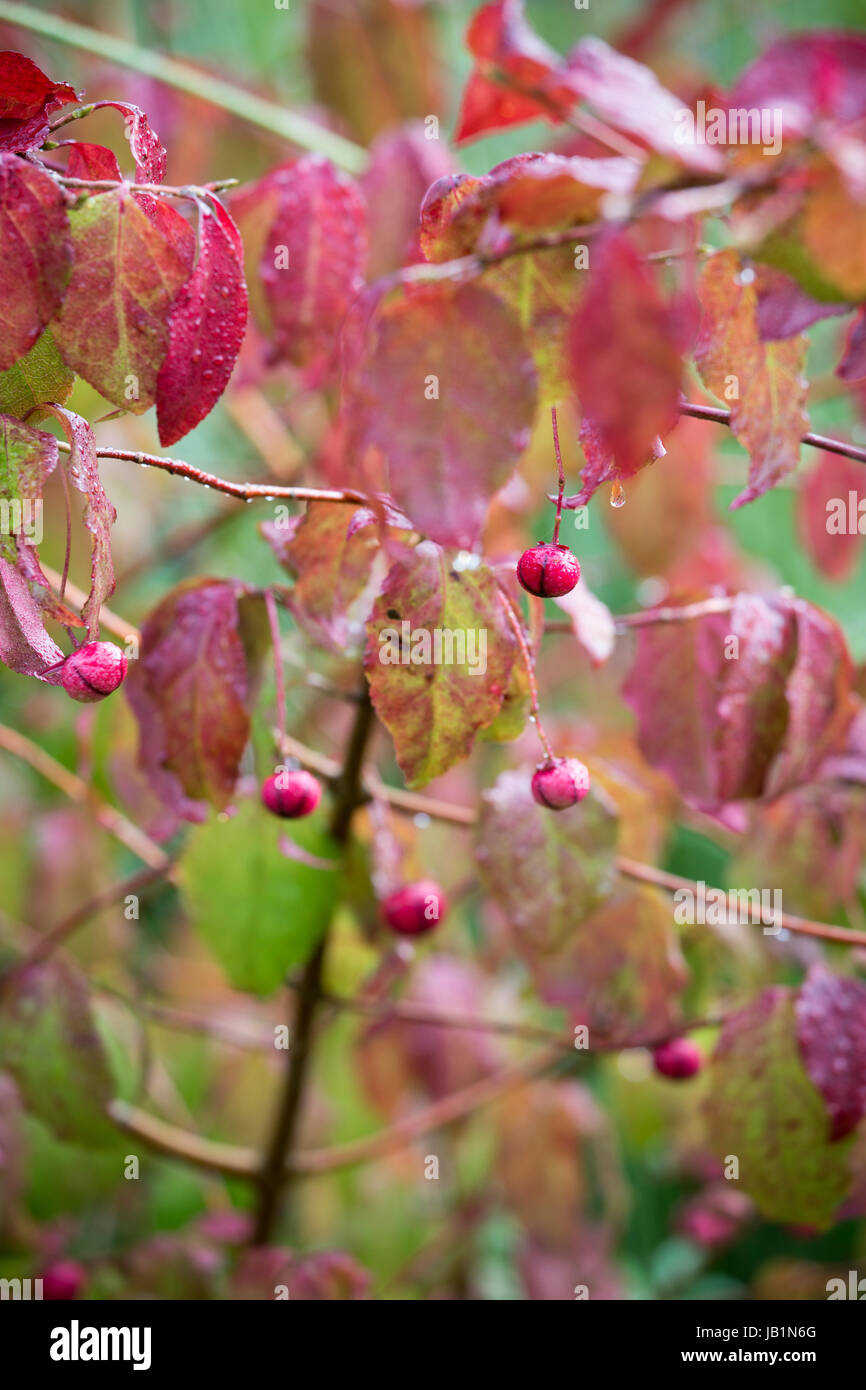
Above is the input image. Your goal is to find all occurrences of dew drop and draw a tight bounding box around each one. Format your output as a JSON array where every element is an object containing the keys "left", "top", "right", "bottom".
[{"left": 610, "top": 479, "right": 626, "bottom": 508}]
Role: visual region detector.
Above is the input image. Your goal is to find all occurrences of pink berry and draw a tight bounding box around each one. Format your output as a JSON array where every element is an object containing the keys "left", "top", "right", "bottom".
[
  {"left": 382, "top": 880, "right": 447, "bottom": 936},
  {"left": 41, "top": 1258, "right": 87, "bottom": 1300},
  {"left": 531, "top": 757, "right": 590, "bottom": 810},
  {"left": 516, "top": 543, "right": 580, "bottom": 598},
  {"left": 261, "top": 769, "right": 322, "bottom": 819},
  {"left": 60, "top": 641, "right": 127, "bottom": 702},
  {"left": 653, "top": 1037, "right": 702, "bottom": 1080}
]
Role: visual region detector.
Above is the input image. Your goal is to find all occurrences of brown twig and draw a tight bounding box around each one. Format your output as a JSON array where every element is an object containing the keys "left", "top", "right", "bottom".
[{"left": 679, "top": 399, "right": 866, "bottom": 467}]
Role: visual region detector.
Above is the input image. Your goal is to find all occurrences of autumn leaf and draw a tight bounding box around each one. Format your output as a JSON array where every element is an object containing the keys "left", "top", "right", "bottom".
[
  {"left": 476, "top": 767, "right": 618, "bottom": 955},
  {"left": 346, "top": 282, "right": 537, "bottom": 550},
  {"left": 53, "top": 186, "right": 191, "bottom": 412},
  {"left": 156, "top": 198, "right": 247, "bottom": 446},
  {"left": 35, "top": 406, "right": 116, "bottom": 639},
  {"left": 261, "top": 502, "right": 381, "bottom": 656},
  {"left": 364, "top": 542, "right": 517, "bottom": 787},
  {"left": 0, "top": 155, "right": 72, "bottom": 371},
  {"left": 704, "top": 988, "right": 854, "bottom": 1228},
  {"left": 0, "top": 330, "right": 74, "bottom": 419},
  {"left": 695, "top": 248, "right": 809, "bottom": 507},
  {"left": 233, "top": 154, "right": 366, "bottom": 378},
  {"left": 126, "top": 579, "right": 258, "bottom": 814},
  {"left": 795, "top": 966, "right": 866, "bottom": 1142},
  {"left": 568, "top": 230, "right": 682, "bottom": 480},
  {"left": 622, "top": 592, "right": 854, "bottom": 810},
  {"left": 0, "top": 51, "right": 78, "bottom": 153}
]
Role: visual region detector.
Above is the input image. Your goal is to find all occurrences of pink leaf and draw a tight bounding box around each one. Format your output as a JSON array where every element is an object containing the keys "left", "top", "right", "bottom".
[
  {"left": 35, "top": 406, "right": 116, "bottom": 638},
  {"left": 727, "top": 33, "right": 866, "bottom": 143},
  {"left": 125, "top": 579, "right": 258, "bottom": 814},
  {"left": 795, "top": 966, "right": 866, "bottom": 1141},
  {"left": 797, "top": 449, "right": 864, "bottom": 582},
  {"left": 838, "top": 307, "right": 866, "bottom": 382},
  {"left": 553, "top": 581, "right": 615, "bottom": 667},
  {"left": 361, "top": 122, "right": 454, "bottom": 278},
  {"left": 567, "top": 230, "right": 682, "bottom": 480},
  {"left": 156, "top": 198, "right": 247, "bottom": 446},
  {"left": 234, "top": 154, "right": 366, "bottom": 379},
  {"left": 755, "top": 265, "right": 850, "bottom": 342},
  {"left": 89, "top": 100, "right": 167, "bottom": 183},
  {"left": 564, "top": 37, "right": 724, "bottom": 173},
  {"left": 0, "top": 555, "right": 64, "bottom": 678},
  {"left": 0, "top": 155, "right": 72, "bottom": 370},
  {"left": 622, "top": 592, "right": 854, "bottom": 810},
  {"left": 346, "top": 283, "right": 537, "bottom": 550},
  {"left": 0, "top": 51, "right": 78, "bottom": 154}
]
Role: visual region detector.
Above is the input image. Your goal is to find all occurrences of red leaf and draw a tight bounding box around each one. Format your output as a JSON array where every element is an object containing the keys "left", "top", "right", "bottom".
[
  {"left": 797, "top": 449, "right": 864, "bottom": 582},
  {"left": 567, "top": 230, "right": 681, "bottom": 479},
  {"left": 156, "top": 198, "right": 247, "bottom": 445},
  {"left": 53, "top": 186, "right": 191, "bottom": 412},
  {"left": 622, "top": 592, "right": 854, "bottom": 810},
  {"left": 455, "top": 0, "right": 576, "bottom": 144},
  {"left": 234, "top": 154, "right": 366, "bottom": 378},
  {"left": 63, "top": 141, "right": 122, "bottom": 181},
  {"left": 796, "top": 966, "right": 866, "bottom": 1141},
  {"left": 838, "top": 307, "right": 866, "bottom": 382},
  {"left": 346, "top": 283, "right": 536, "bottom": 548},
  {"left": 0, "top": 51, "right": 78, "bottom": 154},
  {"left": 564, "top": 37, "right": 723, "bottom": 173},
  {"left": 36, "top": 406, "right": 116, "bottom": 638},
  {"left": 125, "top": 579, "right": 257, "bottom": 814},
  {"left": 0, "top": 155, "right": 71, "bottom": 370},
  {"left": 88, "top": 101, "right": 167, "bottom": 183},
  {"left": 0, "top": 555, "right": 64, "bottom": 679},
  {"left": 361, "top": 122, "right": 454, "bottom": 278}
]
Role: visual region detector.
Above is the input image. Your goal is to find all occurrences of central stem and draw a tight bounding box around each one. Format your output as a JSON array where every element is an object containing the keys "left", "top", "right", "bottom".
[{"left": 250, "top": 688, "right": 376, "bottom": 1246}]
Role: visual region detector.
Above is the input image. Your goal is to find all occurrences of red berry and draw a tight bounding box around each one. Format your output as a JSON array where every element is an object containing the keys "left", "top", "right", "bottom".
[
  {"left": 382, "top": 880, "right": 447, "bottom": 936},
  {"left": 531, "top": 757, "right": 590, "bottom": 810},
  {"left": 41, "top": 1258, "right": 87, "bottom": 1300},
  {"left": 516, "top": 543, "right": 580, "bottom": 598},
  {"left": 261, "top": 769, "right": 322, "bottom": 819},
  {"left": 652, "top": 1037, "right": 702, "bottom": 1080},
  {"left": 60, "top": 641, "right": 127, "bottom": 703}
]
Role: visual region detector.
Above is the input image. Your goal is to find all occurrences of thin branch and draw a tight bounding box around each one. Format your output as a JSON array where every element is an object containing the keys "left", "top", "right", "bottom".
[
  {"left": 550, "top": 405, "right": 566, "bottom": 546},
  {"left": 0, "top": 724, "right": 168, "bottom": 870},
  {"left": 545, "top": 594, "right": 737, "bottom": 635},
  {"left": 617, "top": 857, "right": 866, "bottom": 948},
  {"left": 497, "top": 587, "right": 554, "bottom": 762},
  {"left": 251, "top": 689, "right": 376, "bottom": 1244},
  {"left": 52, "top": 174, "right": 237, "bottom": 199},
  {"left": 55, "top": 439, "right": 368, "bottom": 505},
  {"left": 0, "top": 0, "right": 366, "bottom": 172},
  {"left": 107, "top": 1046, "right": 561, "bottom": 1180},
  {"left": 679, "top": 399, "right": 866, "bottom": 467}
]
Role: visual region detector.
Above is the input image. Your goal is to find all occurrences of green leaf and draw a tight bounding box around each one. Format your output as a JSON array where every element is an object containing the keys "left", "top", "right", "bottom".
[
  {"left": 0, "top": 960, "right": 117, "bottom": 1147},
  {"left": 703, "top": 987, "right": 853, "bottom": 1229},
  {"left": 178, "top": 799, "right": 342, "bottom": 994},
  {"left": 0, "top": 330, "right": 74, "bottom": 419}
]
